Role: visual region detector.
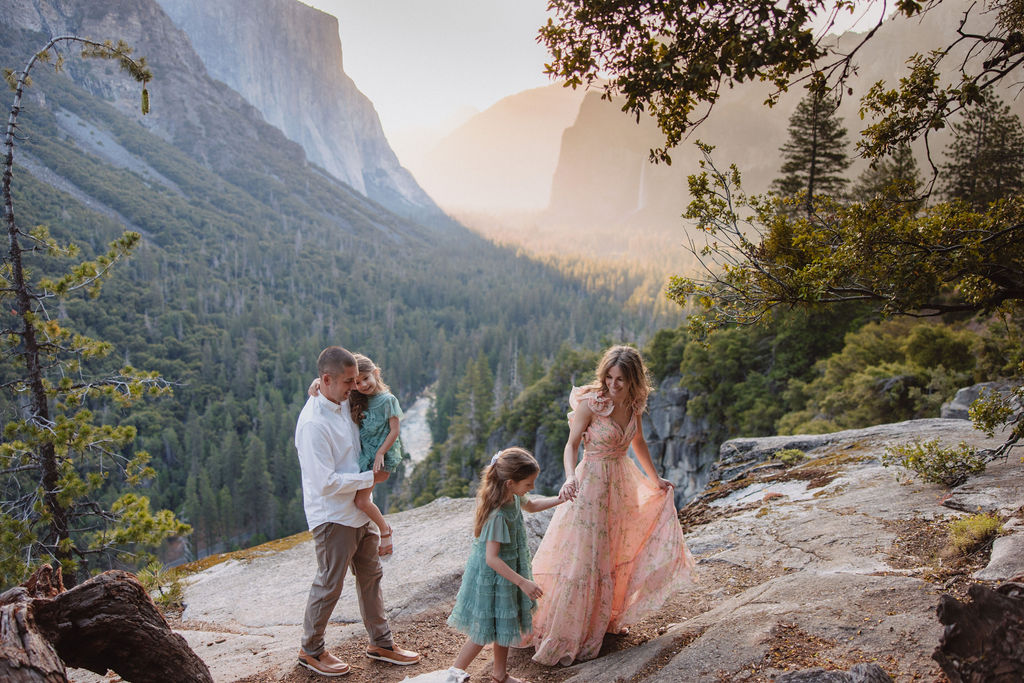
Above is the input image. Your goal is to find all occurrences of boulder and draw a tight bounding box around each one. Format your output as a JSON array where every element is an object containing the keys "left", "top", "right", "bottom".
[{"left": 941, "top": 381, "right": 1021, "bottom": 420}]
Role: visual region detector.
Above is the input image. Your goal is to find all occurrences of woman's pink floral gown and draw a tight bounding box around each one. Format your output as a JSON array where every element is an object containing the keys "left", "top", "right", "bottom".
[{"left": 529, "top": 387, "right": 695, "bottom": 666}]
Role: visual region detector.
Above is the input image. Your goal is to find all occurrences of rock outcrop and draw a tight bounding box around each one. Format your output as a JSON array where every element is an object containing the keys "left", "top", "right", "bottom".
[
  {"left": 155, "top": 0, "right": 441, "bottom": 219},
  {"left": 642, "top": 374, "right": 715, "bottom": 506},
  {"left": 941, "top": 380, "right": 1022, "bottom": 419},
  {"left": 71, "top": 417, "right": 1022, "bottom": 682}
]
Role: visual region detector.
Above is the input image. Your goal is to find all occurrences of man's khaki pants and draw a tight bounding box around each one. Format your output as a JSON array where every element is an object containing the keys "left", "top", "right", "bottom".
[{"left": 301, "top": 521, "right": 393, "bottom": 656}]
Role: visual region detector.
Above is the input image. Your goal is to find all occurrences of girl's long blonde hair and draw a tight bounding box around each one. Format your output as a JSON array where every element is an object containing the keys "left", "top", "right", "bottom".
[
  {"left": 473, "top": 447, "right": 539, "bottom": 537},
  {"left": 349, "top": 353, "right": 391, "bottom": 426},
  {"left": 580, "top": 345, "right": 653, "bottom": 414}
]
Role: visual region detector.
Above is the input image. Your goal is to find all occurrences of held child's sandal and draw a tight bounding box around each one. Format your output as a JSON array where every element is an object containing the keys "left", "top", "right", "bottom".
[{"left": 378, "top": 527, "right": 393, "bottom": 556}]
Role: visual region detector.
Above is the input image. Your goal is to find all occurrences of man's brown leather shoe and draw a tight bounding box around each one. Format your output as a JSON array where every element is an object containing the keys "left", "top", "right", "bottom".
[
  {"left": 298, "top": 649, "right": 351, "bottom": 677},
  {"left": 365, "top": 643, "right": 421, "bottom": 665}
]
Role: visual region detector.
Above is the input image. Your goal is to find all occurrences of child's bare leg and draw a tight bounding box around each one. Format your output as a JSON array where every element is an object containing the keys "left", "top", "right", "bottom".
[
  {"left": 354, "top": 486, "right": 389, "bottom": 537},
  {"left": 493, "top": 644, "right": 522, "bottom": 682},
  {"left": 453, "top": 637, "right": 485, "bottom": 672}
]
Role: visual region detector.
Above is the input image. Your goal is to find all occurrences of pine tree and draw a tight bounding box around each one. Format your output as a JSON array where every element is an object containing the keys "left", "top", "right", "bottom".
[
  {"left": 0, "top": 37, "right": 187, "bottom": 587},
  {"left": 238, "top": 435, "right": 275, "bottom": 540},
  {"left": 940, "top": 91, "right": 1024, "bottom": 210},
  {"left": 198, "top": 469, "right": 219, "bottom": 553},
  {"left": 852, "top": 143, "right": 924, "bottom": 212},
  {"left": 771, "top": 90, "right": 851, "bottom": 215},
  {"left": 183, "top": 466, "right": 202, "bottom": 561}
]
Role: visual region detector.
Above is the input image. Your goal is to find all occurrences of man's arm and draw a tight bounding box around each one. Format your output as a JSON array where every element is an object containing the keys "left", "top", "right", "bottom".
[{"left": 296, "top": 422, "right": 374, "bottom": 497}]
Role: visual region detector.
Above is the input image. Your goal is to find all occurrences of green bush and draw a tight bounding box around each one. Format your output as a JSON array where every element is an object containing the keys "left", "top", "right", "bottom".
[
  {"left": 778, "top": 319, "right": 979, "bottom": 433},
  {"left": 948, "top": 513, "right": 1003, "bottom": 555},
  {"left": 881, "top": 438, "right": 987, "bottom": 487}
]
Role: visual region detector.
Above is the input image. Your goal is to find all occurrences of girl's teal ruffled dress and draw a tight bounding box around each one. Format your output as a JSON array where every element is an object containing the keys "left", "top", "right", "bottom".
[
  {"left": 358, "top": 392, "right": 409, "bottom": 472},
  {"left": 448, "top": 495, "right": 536, "bottom": 646}
]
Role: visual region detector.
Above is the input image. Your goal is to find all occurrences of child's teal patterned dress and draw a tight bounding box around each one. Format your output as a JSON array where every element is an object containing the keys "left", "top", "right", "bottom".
[
  {"left": 358, "top": 392, "right": 409, "bottom": 473},
  {"left": 447, "top": 495, "right": 536, "bottom": 646}
]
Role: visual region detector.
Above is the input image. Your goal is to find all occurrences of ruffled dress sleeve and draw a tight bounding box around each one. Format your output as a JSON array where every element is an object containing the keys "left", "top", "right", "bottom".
[
  {"left": 379, "top": 392, "right": 404, "bottom": 420},
  {"left": 479, "top": 509, "right": 512, "bottom": 544},
  {"left": 567, "top": 386, "right": 613, "bottom": 425}
]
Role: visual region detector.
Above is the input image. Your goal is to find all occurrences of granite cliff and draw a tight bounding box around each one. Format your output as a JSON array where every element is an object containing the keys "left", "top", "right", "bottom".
[{"left": 154, "top": 0, "right": 441, "bottom": 220}]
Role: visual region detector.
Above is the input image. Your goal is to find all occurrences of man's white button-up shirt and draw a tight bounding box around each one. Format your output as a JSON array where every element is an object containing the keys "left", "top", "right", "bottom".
[{"left": 295, "top": 393, "right": 374, "bottom": 530}]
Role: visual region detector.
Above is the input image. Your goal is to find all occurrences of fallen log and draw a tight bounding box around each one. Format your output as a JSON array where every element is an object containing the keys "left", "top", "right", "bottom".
[
  {"left": 0, "top": 565, "right": 212, "bottom": 682},
  {"left": 933, "top": 579, "right": 1024, "bottom": 683}
]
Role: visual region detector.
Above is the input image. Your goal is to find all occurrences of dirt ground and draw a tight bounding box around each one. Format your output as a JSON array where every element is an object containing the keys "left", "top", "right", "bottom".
[
  {"left": 234, "top": 593, "right": 709, "bottom": 683},
  {"left": 232, "top": 561, "right": 787, "bottom": 683}
]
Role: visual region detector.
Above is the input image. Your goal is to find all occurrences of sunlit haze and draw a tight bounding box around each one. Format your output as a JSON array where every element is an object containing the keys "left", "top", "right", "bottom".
[
  {"left": 303, "top": 0, "right": 552, "bottom": 143},
  {"left": 304, "top": 1, "right": 893, "bottom": 164}
]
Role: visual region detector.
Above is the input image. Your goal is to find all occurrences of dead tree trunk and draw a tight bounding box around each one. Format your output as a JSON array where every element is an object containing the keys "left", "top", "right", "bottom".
[
  {"left": 0, "top": 565, "right": 212, "bottom": 682},
  {"left": 933, "top": 578, "right": 1024, "bottom": 683}
]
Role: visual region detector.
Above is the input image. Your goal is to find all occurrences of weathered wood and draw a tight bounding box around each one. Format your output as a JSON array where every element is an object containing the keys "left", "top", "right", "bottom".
[
  {"left": 0, "top": 565, "right": 213, "bottom": 683},
  {"left": 0, "top": 565, "right": 68, "bottom": 682},
  {"left": 933, "top": 580, "right": 1024, "bottom": 683}
]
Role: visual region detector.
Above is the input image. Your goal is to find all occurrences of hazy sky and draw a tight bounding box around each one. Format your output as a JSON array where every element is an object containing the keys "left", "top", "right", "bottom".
[
  {"left": 304, "top": 0, "right": 553, "bottom": 139},
  {"left": 304, "top": 1, "right": 890, "bottom": 143}
]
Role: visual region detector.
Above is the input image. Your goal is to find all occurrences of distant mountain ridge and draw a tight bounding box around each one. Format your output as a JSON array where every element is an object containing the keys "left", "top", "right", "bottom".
[
  {"left": 154, "top": 0, "right": 441, "bottom": 220},
  {"left": 409, "top": 83, "right": 586, "bottom": 212}
]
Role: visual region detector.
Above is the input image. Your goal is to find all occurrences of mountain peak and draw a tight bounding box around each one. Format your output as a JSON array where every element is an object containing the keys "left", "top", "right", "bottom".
[{"left": 155, "top": 0, "right": 441, "bottom": 219}]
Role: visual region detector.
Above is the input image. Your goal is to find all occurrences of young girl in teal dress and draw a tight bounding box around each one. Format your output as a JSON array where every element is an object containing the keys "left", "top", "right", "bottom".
[
  {"left": 449, "top": 447, "right": 566, "bottom": 683},
  {"left": 349, "top": 354, "right": 409, "bottom": 555},
  {"left": 309, "top": 353, "right": 408, "bottom": 555}
]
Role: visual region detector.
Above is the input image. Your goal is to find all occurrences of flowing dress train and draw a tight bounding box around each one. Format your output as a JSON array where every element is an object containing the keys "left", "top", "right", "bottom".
[{"left": 529, "top": 387, "right": 695, "bottom": 666}]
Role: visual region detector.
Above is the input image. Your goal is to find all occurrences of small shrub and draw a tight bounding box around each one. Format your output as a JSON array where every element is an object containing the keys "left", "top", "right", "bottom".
[
  {"left": 772, "top": 448, "right": 806, "bottom": 466},
  {"left": 881, "top": 438, "right": 987, "bottom": 487},
  {"left": 136, "top": 561, "right": 184, "bottom": 610},
  {"left": 948, "top": 513, "right": 1003, "bottom": 555}
]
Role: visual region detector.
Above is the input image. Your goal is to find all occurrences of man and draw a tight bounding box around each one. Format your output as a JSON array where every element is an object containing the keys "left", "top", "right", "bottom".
[{"left": 295, "top": 346, "right": 420, "bottom": 676}]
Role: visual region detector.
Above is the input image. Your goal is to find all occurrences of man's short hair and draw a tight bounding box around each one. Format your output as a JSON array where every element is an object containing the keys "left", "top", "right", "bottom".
[{"left": 318, "top": 346, "right": 356, "bottom": 377}]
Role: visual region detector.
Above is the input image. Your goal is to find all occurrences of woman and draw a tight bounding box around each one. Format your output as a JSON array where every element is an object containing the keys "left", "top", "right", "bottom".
[{"left": 529, "top": 345, "right": 695, "bottom": 666}]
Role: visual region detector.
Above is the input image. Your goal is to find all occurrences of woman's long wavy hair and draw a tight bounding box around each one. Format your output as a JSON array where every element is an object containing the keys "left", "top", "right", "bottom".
[
  {"left": 579, "top": 345, "right": 653, "bottom": 414},
  {"left": 349, "top": 354, "right": 391, "bottom": 426},
  {"left": 473, "top": 447, "right": 539, "bottom": 537}
]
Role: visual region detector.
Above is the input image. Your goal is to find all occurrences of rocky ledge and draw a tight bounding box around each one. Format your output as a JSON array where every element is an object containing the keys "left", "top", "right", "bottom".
[{"left": 69, "top": 418, "right": 1023, "bottom": 682}]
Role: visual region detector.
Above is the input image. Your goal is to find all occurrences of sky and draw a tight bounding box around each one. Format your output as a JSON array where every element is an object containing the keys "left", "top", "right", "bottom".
[
  {"left": 304, "top": 0, "right": 553, "bottom": 139},
  {"left": 304, "top": 1, "right": 891, "bottom": 145}
]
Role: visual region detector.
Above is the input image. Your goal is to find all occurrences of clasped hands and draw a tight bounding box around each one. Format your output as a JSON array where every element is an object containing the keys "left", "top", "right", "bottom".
[{"left": 559, "top": 477, "right": 579, "bottom": 502}]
